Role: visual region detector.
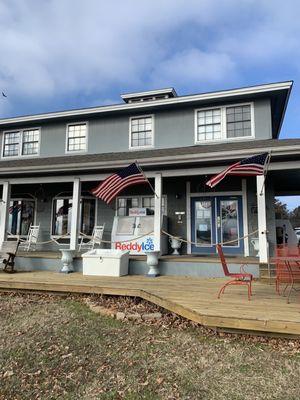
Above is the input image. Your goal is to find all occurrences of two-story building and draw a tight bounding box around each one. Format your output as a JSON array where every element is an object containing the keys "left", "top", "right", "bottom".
[{"left": 0, "top": 81, "right": 299, "bottom": 276}]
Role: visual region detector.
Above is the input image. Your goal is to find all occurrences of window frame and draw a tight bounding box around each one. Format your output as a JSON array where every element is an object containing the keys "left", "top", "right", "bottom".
[
  {"left": 194, "top": 102, "right": 255, "bottom": 144},
  {"left": 115, "top": 195, "right": 167, "bottom": 216},
  {"left": 2, "top": 127, "right": 41, "bottom": 159},
  {"left": 7, "top": 197, "right": 37, "bottom": 238},
  {"left": 65, "top": 121, "right": 88, "bottom": 154},
  {"left": 129, "top": 114, "right": 155, "bottom": 150},
  {"left": 51, "top": 195, "right": 97, "bottom": 238}
]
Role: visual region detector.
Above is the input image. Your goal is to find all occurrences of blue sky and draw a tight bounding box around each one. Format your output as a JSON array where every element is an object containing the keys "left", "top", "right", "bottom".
[{"left": 0, "top": 0, "right": 299, "bottom": 208}]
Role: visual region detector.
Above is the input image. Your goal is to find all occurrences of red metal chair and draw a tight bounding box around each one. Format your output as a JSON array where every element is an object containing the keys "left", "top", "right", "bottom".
[
  {"left": 216, "top": 244, "right": 253, "bottom": 301},
  {"left": 275, "top": 245, "right": 300, "bottom": 295}
]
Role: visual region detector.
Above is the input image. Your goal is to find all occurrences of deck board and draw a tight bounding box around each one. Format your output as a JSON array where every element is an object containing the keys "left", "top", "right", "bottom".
[{"left": 0, "top": 271, "right": 299, "bottom": 336}]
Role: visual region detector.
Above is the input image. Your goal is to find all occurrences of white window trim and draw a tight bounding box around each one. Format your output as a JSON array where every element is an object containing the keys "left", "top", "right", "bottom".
[
  {"left": 129, "top": 114, "right": 155, "bottom": 150},
  {"left": 1, "top": 127, "right": 41, "bottom": 159},
  {"left": 51, "top": 195, "right": 97, "bottom": 238},
  {"left": 65, "top": 121, "right": 89, "bottom": 154},
  {"left": 115, "top": 194, "right": 167, "bottom": 215},
  {"left": 7, "top": 197, "right": 38, "bottom": 238},
  {"left": 194, "top": 102, "right": 255, "bottom": 145}
]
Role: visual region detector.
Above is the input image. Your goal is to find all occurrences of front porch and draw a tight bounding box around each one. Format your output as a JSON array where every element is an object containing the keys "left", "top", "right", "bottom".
[{"left": 1, "top": 270, "right": 299, "bottom": 336}]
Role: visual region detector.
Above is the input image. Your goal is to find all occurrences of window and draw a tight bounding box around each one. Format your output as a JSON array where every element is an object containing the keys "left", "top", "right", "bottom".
[
  {"left": 22, "top": 129, "right": 40, "bottom": 155},
  {"left": 117, "top": 197, "right": 139, "bottom": 216},
  {"left": 8, "top": 199, "right": 35, "bottom": 236},
  {"left": 197, "top": 108, "right": 221, "bottom": 142},
  {"left": 66, "top": 123, "right": 87, "bottom": 152},
  {"left": 2, "top": 128, "right": 40, "bottom": 157},
  {"left": 142, "top": 196, "right": 167, "bottom": 215},
  {"left": 52, "top": 197, "right": 96, "bottom": 236},
  {"left": 116, "top": 196, "right": 167, "bottom": 216},
  {"left": 195, "top": 103, "right": 253, "bottom": 143},
  {"left": 226, "top": 105, "right": 251, "bottom": 138},
  {"left": 129, "top": 116, "right": 153, "bottom": 148}
]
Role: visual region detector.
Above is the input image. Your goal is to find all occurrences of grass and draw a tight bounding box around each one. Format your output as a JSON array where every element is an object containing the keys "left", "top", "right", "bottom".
[{"left": 1, "top": 293, "right": 300, "bottom": 400}]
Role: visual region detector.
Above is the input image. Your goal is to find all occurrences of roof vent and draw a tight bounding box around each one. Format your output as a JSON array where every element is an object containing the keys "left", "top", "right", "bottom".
[{"left": 121, "top": 88, "right": 177, "bottom": 103}]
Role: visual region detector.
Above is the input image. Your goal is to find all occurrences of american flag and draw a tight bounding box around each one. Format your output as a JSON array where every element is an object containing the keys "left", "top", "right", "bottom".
[
  {"left": 206, "top": 152, "right": 269, "bottom": 188},
  {"left": 91, "top": 162, "right": 148, "bottom": 204}
]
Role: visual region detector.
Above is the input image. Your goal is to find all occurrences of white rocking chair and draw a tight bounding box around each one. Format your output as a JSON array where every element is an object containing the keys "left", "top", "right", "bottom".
[
  {"left": 79, "top": 224, "right": 105, "bottom": 252},
  {"left": 19, "top": 224, "right": 40, "bottom": 252}
]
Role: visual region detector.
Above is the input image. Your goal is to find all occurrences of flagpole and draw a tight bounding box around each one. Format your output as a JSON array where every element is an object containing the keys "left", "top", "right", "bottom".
[
  {"left": 135, "top": 160, "right": 159, "bottom": 198},
  {"left": 259, "top": 151, "right": 272, "bottom": 196}
]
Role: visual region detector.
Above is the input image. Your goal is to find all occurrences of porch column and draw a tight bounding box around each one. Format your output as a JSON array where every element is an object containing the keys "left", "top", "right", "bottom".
[
  {"left": 256, "top": 175, "right": 268, "bottom": 264},
  {"left": 154, "top": 173, "right": 162, "bottom": 252},
  {"left": 70, "top": 178, "right": 81, "bottom": 251},
  {"left": 0, "top": 181, "right": 11, "bottom": 245}
]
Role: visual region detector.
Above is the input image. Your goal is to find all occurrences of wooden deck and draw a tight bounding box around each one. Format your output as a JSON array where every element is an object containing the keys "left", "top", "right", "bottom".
[{"left": 0, "top": 271, "right": 299, "bottom": 336}]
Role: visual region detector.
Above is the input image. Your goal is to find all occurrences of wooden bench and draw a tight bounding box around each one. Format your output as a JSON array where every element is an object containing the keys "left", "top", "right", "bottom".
[{"left": 0, "top": 240, "right": 20, "bottom": 273}]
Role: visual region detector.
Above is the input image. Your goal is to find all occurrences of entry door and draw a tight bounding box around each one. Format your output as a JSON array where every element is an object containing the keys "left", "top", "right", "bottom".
[{"left": 191, "top": 196, "right": 244, "bottom": 255}]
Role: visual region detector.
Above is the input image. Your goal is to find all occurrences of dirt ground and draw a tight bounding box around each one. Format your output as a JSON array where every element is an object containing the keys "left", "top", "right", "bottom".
[{"left": 1, "top": 292, "right": 300, "bottom": 400}]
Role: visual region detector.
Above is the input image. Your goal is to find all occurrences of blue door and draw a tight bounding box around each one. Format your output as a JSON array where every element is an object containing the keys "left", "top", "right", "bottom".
[{"left": 191, "top": 196, "right": 244, "bottom": 255}]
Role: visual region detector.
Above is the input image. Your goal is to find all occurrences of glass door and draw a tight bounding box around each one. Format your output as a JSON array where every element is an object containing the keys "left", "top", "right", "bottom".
[
  {"left": 191, "top": 198, "right": 216, "bottom": 254},
  {"left": 191, "top": 196, "right": 244, "bottom": 255},
  {"left": 216, "top": 197, "right": 244, "bottom": 255}
]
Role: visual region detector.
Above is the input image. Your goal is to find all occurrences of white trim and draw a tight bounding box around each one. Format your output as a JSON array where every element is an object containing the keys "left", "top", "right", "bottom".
[
  {"left": 0, "top": 181, "right": 10, "bottom": 244},
  {"left": 242, "top": 179, "right": 249, "bottom": 256},
  {"left": 0, "top": 81, "right": 292, "bottom": 125},
  {"left": 70, "top": 178, "right": 81, "bottom": 250},
  {"left": 194, "top": 102, "right": 255, "bottom": 144},
  {"left": 1, "top": 127, "right": 41, "bottom": 159},
  {"left": 65, "top": 121, "right": 88, "bottom": 154},
  {"left": 256, "top": 175, "right": 268, "bottom": 263},
  {"left": 154, "top": 173, "right": 162, "bottom": 252},
  {"left": 186, "top": 181, "right": 191, "bottom": 254},
  {"left": 128, "top": 114, "right": 154, "bottom": 150}
]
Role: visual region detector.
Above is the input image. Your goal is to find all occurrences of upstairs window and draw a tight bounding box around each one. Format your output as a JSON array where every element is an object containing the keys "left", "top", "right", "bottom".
[
  {"left": 129, "top": 115, "right": 153, "bottom": 149},
  {"left": 66, "top": 123, "right": 87, "bottom": 153},
  {"left": 226, "top": 105, "right": 251, "bottom": 138},
  {"left": 195, "top": 103, "right": 253, "bottom": 143},
  {"left": 2, "top": 128, "right": 40, "bottom": 158}
]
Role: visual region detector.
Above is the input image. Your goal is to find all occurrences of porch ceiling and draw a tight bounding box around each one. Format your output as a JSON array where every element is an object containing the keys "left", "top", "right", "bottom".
[{"left": 271, "top": 169, "right": 300, "bottom": 195}]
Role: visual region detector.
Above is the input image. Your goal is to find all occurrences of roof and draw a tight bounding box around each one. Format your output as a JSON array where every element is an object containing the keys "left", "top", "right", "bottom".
[
  {"left": 0, "top": 81, "right": 293, "bottom": 139},
  {"left": 0, "top": 138, "right": 299, "bottom": 176}
]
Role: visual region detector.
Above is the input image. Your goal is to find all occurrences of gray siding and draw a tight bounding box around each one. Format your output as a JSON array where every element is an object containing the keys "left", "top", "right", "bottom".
[{"left": 0, "top": 99, "right": 272, "bottom": 159}]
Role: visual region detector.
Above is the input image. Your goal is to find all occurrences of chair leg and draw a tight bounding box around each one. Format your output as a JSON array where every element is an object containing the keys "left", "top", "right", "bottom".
[{"left": 247, "top": 283, "right": 251, "bottom": 301}]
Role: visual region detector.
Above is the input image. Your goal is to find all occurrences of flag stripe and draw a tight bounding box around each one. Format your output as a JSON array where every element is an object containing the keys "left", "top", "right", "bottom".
[
  {"left": 101, "top": 174, "right": 144, "bottom": 202},
  {"left": 206, "top": 153, "right": 268, "bottom": 188},
  {"left": 91, "top": 162, "right": 148, "bottom": 204}
]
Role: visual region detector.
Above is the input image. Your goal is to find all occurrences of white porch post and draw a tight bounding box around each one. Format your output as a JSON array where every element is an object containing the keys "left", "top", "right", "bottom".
[
  {"left": 0, "top": 181, "right": 11, "bottom": 245},
  {"left": 70, "top": 178, "right": 81, "bottom": 251},
  {"left": 256, "top": 175, "right": 268, "bottom": 264},
  {"left": 146, "top": 173, "right": 162, "bottom": 277},
  {"left": 154, "top": 173, "right": 162, "bottom": 252}
]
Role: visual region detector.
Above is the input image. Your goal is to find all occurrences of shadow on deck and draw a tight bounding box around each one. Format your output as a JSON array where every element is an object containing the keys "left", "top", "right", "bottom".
[{"left": 0, "top": 271, "right": 299, "bottom": 337}]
